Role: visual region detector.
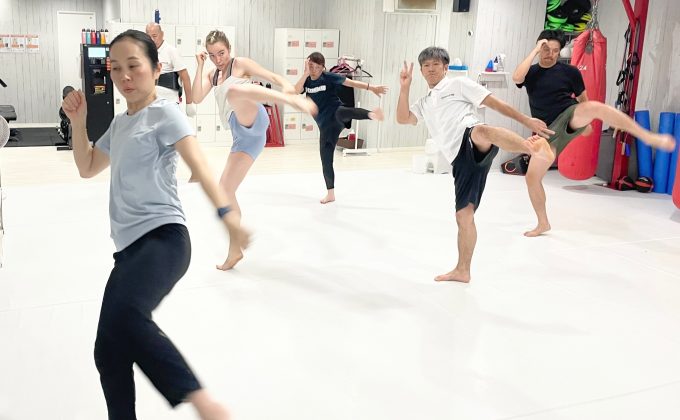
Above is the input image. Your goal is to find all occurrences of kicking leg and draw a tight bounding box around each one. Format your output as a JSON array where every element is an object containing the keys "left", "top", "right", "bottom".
[
  {"left": 572, "top": 101, "right": 676, "bottom": 151},
  {"left": 335, "top": 106, "right": 384, "bottom": 124},
  {"left": 227, "top": 84, "right": 317, "bottom": 127},
  {"left": 471, "top": 125, "right": 555, "bottom": 163}
]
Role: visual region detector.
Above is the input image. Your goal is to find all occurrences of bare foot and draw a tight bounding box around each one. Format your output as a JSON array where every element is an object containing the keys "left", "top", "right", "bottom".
[
  {"left": 525, "top": 135, "right": 555, "bottom": 163},
  {"left": 368, "top": 107, "right": 384, "bottom": 121},
  {"left": 524, "top": 223, "right": 551, "bottom": 237},
  {"left": 645, "top": 133, "right": 676, "bottom": 152},
  {"left": 434, "top": 269, "right": 471, "bottom": 283},
  {"left": 320, "top": 191, "right": 335, "bottom": 204},
  {"left": 290, "top": 95, "right": 318, "bottom": 116},
  {"left": 216, "top": 251, "right": 243, "bottom": 271},
  {"left": 216, "top": 226, "right": 250, "bottom": 270}
]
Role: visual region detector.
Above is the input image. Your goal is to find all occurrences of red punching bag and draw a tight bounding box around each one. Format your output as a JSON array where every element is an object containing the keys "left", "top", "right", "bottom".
[{"left": 558, "top": 29, "right": 607, "bottom": 180}]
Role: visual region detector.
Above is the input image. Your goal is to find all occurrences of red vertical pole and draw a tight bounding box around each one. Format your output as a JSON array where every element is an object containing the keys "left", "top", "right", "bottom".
[{"left": 610, "top": 0, "right": 649, "bottom": 188}]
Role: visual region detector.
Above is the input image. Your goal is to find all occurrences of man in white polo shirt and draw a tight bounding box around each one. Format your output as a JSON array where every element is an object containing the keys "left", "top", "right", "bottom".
[
  {"left": 145, "top": 23, "right": 196, "bottom": 117},
  {"left": 396, "top": 46, "right": 554, "bottom": 284}
]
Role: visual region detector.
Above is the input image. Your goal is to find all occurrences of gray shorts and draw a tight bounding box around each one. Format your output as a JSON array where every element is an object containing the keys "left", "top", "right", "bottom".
[
  {"left": 548, "top": 103, "right": 588, "bottom": 156},
  {"left": 228, "top": 104, "right": 269, "bottom": 160}
]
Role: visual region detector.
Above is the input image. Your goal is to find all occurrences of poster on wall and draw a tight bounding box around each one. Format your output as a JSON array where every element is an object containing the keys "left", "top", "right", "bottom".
[
  {"left": 10, "top": 34, "right": 25, "bottom": 52},
  {"left": 26, "top": 34, "right": 39, "bottom": 53},
  {"left": 0, "top": 35, "right": 11, "bottom": 53}
]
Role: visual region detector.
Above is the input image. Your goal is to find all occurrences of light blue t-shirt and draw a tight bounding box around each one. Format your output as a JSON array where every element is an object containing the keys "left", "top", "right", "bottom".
[{"left": 95, "top": 98, "right": 194, "bottom": 251}]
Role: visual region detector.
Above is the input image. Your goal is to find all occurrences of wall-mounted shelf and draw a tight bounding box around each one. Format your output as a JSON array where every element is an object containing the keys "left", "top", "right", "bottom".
[{"left": 479, "top": 71, "right": 509, "bottom": 76}]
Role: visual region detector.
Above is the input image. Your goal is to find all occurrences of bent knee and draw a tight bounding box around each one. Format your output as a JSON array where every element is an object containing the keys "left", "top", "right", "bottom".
[
  {"left": 471, "top": 125, "right": 491, "bottom": 141},
  {"left": 226, "top": 84, "right": 247, "bottom": 102}
]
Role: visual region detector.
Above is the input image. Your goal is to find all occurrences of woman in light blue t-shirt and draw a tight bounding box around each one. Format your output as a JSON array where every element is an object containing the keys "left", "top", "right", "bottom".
[{"left": 62, "top": 30, "right": 241, "bottom": 419}]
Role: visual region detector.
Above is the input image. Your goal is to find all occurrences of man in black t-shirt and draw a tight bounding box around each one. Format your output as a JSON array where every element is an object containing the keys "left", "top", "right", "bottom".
[{"left": 513, "top": 29, "right": 675, "bottom": 237}]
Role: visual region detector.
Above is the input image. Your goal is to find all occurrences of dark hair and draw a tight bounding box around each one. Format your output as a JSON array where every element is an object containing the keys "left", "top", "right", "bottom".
[
  {"left": 205, "top": 30, "right": 231, "bottom": 50},
  {"left": 110, "top": 29, "right": 159, "bottom": 68},
  {"left": 307, "top": 52, "right": 325, "bottom": 68},
  {"left": 537, "top": 30, "right": 566, "bottom": 49},
  {"left": 417, "top": 47, "right": 450, "bottom": 67}
]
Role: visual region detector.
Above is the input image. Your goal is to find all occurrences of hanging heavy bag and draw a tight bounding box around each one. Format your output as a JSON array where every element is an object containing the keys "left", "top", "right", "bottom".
[{"left": 558, "top": 28, "right": 607, "bottom": 180}]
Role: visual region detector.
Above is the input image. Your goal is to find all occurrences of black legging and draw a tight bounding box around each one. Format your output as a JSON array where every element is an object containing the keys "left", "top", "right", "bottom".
[
  {"left": 94, "top": 223, "right": 201, "bottom": 419},
  {"left": 319, "top": 106, "right": 371, "bottom": 189}
]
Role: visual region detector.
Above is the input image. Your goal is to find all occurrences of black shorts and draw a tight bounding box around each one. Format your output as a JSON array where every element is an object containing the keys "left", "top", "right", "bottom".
[{"left": 451, "top": 126, "right": 499, "bottom": 212}]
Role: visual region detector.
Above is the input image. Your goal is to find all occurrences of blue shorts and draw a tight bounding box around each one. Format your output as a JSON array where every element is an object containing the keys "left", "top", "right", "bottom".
[{"left": 228, "top": 104, "right": 269, "bottom": 160}]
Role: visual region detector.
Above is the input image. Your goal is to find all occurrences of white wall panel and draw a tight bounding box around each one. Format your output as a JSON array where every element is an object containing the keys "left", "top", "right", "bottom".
[
  {"left": 0, "top": 0, "right": 103, "bottom": 123},
  {"left": 121, "top": 0, "right": 326, "bottom": 78},
  {"left": 469, "top": 0, "right": 545, "bottom": 164}
]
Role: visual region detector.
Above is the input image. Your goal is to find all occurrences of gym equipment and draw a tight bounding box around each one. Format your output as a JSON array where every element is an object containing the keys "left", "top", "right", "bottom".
[
  {"left": 609, "top": 0, "right": 650, "bottom": 189},
  {"left": 501, "top": 154, "right": 530, "bottom": 176},
  {"left": 666, "top": 113, "right": 680, "bottom": 194},
  {"left": 652, "top": 112, "right": 674, "bottom": 192},
  {"left": 558, "top": 27, "right": 607, "bottom": 180},
  {"left": 81, "top": 44, "right": 114, "bottom": 143},
  {"left": 634, "top": 110, "right": 653, "bottom": 178},
  {"left": 615, "top": 175, "right": 635, "bottom": 191},
  {"left": 0, "top": 116, "right": 9, "bottom": 148},
  {"left": 57, "top": 86, "right": 75, "bottom": 151},
  {"left": 0, "top": 77, "right": 20, "bottom": 143},
  {"left": 264, "top": 103, "right": 284, "bottom": 147},
  {"left": 634, "top": 176, "right": 653, "bottom": 192}
]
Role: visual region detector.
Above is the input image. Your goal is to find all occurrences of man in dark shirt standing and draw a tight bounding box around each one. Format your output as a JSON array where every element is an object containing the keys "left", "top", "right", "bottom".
[{"left": 514, "top": 30, "right": 675, "bottom": 237}]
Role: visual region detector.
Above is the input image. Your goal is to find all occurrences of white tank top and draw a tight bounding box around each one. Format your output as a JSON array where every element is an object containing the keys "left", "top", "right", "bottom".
[{"left": 212, "top": 58, "right": 249, "bottom": 128}]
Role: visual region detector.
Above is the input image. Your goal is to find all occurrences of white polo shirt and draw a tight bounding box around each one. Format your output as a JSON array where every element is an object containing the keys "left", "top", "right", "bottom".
[
  {"left": 156, "top": 41, "right": 186, "bottom": 103},
  {"left": 410, "top": 76, "right": 491, "bottom": 164}
]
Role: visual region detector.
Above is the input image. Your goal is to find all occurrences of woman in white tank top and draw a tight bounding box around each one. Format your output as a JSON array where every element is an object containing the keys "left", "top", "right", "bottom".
[{"left": 192, "top": 30, "right": 317, "bottom": 271}]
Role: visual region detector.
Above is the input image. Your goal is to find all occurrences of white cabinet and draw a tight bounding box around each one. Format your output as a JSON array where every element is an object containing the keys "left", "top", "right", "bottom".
[
  {"left": 303, "top": 30, "right": 322, "bottom": 58},
  {"left": 175, "top": 26, "right": 196, "bottom": 57},
  {"left": 274, "top": 27, "right": 339, "bottom": 142},
  {"left": 196, "top": 25, "right": 236, "bottom": 54},
  {"left": 283, "top": 112, "right": 301, "bottom": 141},
  {"left": 196, "top": 114, "right": 216, "bottom": 143},
  {"left": 300, "top": 113, "right": 319, "bottom": 140},
  {"left": 197, "top": 87, "right": 216, "bottom": 116},
  {"left": 282, "top": 58, "right": 304, "bottom": 85},
  {"left": 215, "top": 115, "right": 233, "bottom": 146},
  {"left": 321, "top": 30, "right": 339, "bottom": 58},
  {"left": 275, "top": 28, "right": 304, "bottom": 59}
]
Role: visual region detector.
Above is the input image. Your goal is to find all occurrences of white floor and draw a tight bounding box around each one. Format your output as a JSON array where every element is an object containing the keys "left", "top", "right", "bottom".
[{"left": 2, "top": 151, "right": 680, "bottom": 420}]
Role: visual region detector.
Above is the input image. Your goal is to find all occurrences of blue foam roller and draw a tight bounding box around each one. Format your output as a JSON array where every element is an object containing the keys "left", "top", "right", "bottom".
[
  {"left": 653, "top": 112, "right": 674, "bottom": 192},
  {"left": 635, "top": 110, "right": 653, "bottom": 178},
  {"left": 666, "top": 113, "right": 680, "bottom": 194}
]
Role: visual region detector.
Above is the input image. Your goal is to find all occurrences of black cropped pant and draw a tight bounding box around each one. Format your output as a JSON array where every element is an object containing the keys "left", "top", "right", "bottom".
[{"left": 319, "top": 106, "right": 372, "bottom": 189}]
